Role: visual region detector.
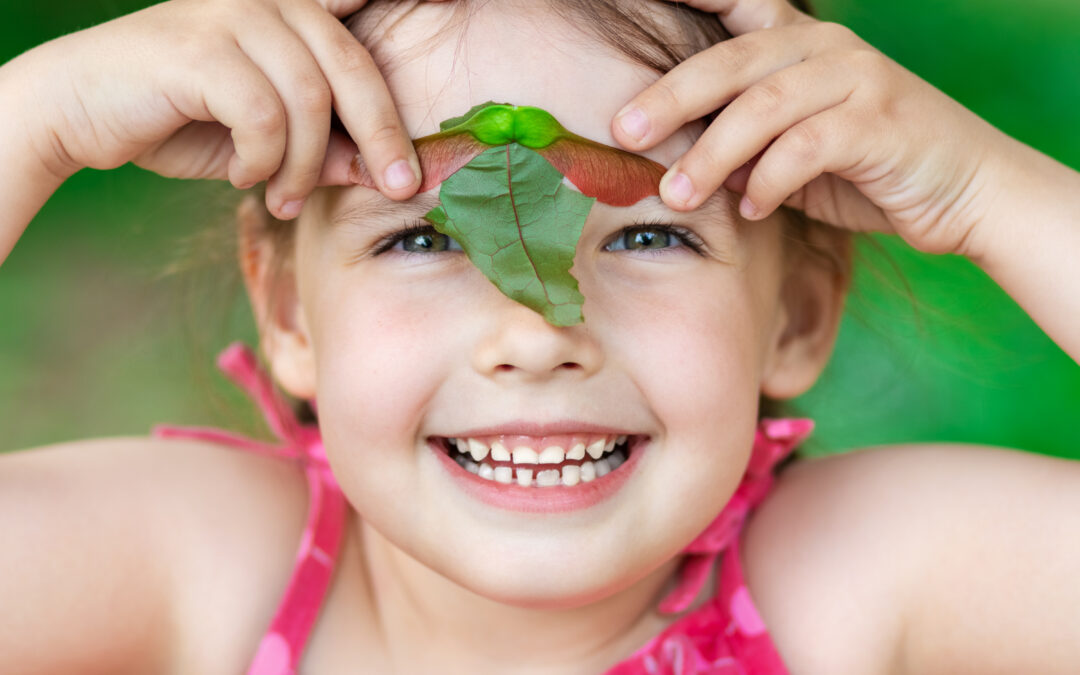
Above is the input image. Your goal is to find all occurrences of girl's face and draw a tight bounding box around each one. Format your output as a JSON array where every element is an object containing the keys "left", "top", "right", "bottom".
[{"left": 259, "top": 2, "right": 836, "bottom": 608}]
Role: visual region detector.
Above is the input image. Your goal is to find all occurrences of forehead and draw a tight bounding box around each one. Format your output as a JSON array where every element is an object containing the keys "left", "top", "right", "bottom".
[
  {"left": 349, "top": 1, "right": 701, "bottom": 166},
  {"left": 324, "top": 186, "right": 739, "bottom": 242}
]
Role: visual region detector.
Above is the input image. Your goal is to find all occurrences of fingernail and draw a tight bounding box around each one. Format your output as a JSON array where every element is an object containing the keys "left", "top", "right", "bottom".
[
  {"left": 383, "top": 158, "right": 418, "bottom": 191},
  {"left": 740, "top": 195, "right": 760, "bottom": 219},
  {"left": 616, "top": 106, "right": 650, "bottom": 142},
  {"left": 280, "top": 199, "right": 304, "bottom": 220},
  {"left": 662, "top": 171, "right": 695, "bottom": 206}
]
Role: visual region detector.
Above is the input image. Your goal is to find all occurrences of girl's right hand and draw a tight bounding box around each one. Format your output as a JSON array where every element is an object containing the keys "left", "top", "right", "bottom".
[{"left": 10, "top": 0, "right": 421, "bottom": 220}]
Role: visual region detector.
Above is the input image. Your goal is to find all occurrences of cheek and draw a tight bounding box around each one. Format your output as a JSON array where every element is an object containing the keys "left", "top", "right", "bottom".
[
  {"left": 298, "top": 257, "right": 480, "bottom": 473},
  {"left": 637, "top": 286, "right": 760, "bottom": 484},
  {"left": 586, "top": 265, "right": 770, "bottom": 425}
]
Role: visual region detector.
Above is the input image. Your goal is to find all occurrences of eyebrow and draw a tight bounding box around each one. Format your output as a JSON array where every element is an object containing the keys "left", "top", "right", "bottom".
[
  {"left": 329, "top": 191, "right": 443, "bottom": 229},
  {"left": 626, "top": 192, "right": 742, "bottom": 233}
]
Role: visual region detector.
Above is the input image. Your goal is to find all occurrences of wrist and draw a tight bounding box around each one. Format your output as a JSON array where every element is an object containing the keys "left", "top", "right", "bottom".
[
  {"left": 0, "top": 45, "right": 83, "bottom": 184},
  {"left": 959, "top": 135, "right": 1079, "bottom": 270}
]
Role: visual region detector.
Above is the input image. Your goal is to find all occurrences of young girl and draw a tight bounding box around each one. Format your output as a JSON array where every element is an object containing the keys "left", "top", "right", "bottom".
[{"left": 2, "top": 0, "right": 1079, "bottom": 673}]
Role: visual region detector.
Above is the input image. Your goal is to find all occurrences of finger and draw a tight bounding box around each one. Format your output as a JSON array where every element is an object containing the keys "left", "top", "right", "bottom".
[
  {"left": 783, "top": 175, "right": 895, "bottom": 233},
  {"left": 175, "top": 47, "right": 287, "bottom": 190},
  {"left": 315, "top": 0, "right": 457, "bottom": 17},
  {"left": 235, "top": 14, "right": 332, "bottom": 219},
  {"left": 658, "top": 54, "right": 855, "bottom": 210},
  {"left": 282, "top": 1, "right": 421, "bottom": 200},
  {"left": 613, "top": 23, "right": 816, "bottom": 151},
  {"left": 314, "top": 0, "right": 370, "bottom": 17},
  {"left": 721, "top": 151, "right": 762, "bottom": 194},
  {"left": 739, "top": 104, "right": 860, "bottom": 221},
  {"left": 661, "top": 0, "right": 812, "bottom": 35},
  {"left": 317, "top": 129, "right": 360, "bottom": 186},
  {"left": 132, "top": 121, "right": 235, "bottom": 180}
]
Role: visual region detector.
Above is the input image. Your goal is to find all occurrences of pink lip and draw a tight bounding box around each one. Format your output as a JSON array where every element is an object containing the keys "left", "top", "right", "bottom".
[
  {"left": 428, "top": 437, "right": 647, "bottom": 514},
  {"left": 445, "top": 419, "right": 636, "bottom": 438}
]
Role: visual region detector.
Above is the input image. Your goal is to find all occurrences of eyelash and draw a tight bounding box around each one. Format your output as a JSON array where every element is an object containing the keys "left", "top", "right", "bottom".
[
  {"left": 372, "top": 221, "right": 453, "bottom": 257},
  {"left": 372, "top": 219, "right": 706, "bottom": 257},
  {"left": 608, "top": 219, "right": 706, "bottom": 256}
]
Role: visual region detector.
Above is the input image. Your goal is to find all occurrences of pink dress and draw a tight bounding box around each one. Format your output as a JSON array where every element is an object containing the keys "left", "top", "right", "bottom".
[{"left": 153, "top": 343, "right": 813, "bottom": 675}]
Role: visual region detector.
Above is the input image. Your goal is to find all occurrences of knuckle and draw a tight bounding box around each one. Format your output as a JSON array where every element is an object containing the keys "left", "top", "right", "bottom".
[
  {"left": 647, "top": 78, "right": 684, "bottom": 113},
  {"left": 293, "top": 75, "right": 332, "bottom": 115},
  {"left": 847, "top": 49, "right": 895, "bottom": 106},
  {"left": 817, "top": 20, "right": 857, "bottom": 44},
  {"left": 201, "top": 0, "right": 253, "bottom": 29},
  {"left": 245, "top": 96, "right": 286, "bottom": 135},
  {"left": 746, "top": 163, "right": 775, "bottom": 197},
  {"left": 684, "top": 140, "right": 724, "bottom": 177},
  {"left": 712, "top": 38, "right": 754, "bottom": 73},
  {"left": 760, "top": 3, "right": 790, "bottom": 30},
  {"left": 332, "top": 38, "right": 376, "bottom": 77},
  {"left": 274, "top": 163, "right": 322, "bottom": 196},
  {"left": 850, "top": 47, "right": 892, "bottom": 82},
  {"left": 786, "top": 122, "right": 825, "bottom": 163},
  {"left": 743, "top": 80, "right": 786, "bottom": 116},
  {"left": 365, "top": 117, "right": 405, "bottom": 146}
]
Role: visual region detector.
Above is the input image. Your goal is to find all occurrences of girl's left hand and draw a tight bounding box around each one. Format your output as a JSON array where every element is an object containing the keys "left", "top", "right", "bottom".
[{"left": 611, "top": 0, "right": 1014, "bottom": 258}]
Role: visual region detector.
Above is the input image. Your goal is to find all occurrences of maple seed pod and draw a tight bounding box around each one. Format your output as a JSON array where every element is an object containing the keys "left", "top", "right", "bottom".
[{"left": 455, "top": 104, "right": 563, "bottom": 149}]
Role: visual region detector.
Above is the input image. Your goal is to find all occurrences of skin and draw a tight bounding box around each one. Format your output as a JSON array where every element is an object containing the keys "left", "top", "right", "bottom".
[
  {"left": 0, "top": 0, "right": 428, "bottom": 266},
  {"left": 0, "top": 0, "right": 1078, "bottom": 671},
  {"left": 242, "top": 1, "right": 846, "bottom": 670},
  {"left": 612, "top": 0, "right": 1080, "bottom": 396},
  {"left": 2, "top": 0, "right": 1080, "bottom": 671}
]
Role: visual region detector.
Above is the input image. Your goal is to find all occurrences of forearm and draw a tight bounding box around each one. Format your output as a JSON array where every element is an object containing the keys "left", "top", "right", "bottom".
[
  {"left": 967, "top": 137, "right": 1080, "bottom": 364},
  {"left": 0, "top": 50, "right": 72, "bottom": 268}
]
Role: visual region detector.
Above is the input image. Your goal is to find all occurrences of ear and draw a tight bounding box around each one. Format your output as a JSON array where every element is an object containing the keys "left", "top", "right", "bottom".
[
  {"left": 236, "top": 194, "right": 317, "bottom": 399},
  {"left": 760, "top": 227, "right": 852, "bottom": 399}
]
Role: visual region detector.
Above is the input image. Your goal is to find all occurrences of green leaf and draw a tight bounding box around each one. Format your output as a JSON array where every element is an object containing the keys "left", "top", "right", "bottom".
[{"left": 425, "top": 144, "right": 596, "bottom": 327}]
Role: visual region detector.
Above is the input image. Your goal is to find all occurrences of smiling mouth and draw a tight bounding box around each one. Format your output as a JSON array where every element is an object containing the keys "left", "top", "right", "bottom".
[{"left": 434, "top": 434, "right": 641, "bottom": 487}]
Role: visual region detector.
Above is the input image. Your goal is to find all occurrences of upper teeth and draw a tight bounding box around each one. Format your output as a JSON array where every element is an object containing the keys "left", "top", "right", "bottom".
[
  {"left": 491, "top": 441, "right": 511, "bottom": 461},
  {"left": 512, "top": 447, "right": 538, "bottom": 464},
  {"left": 451, "top": 435, "right": 628, "bottom": 464},
  {"left": 539, "top": 446, "right": 564, "bottom": 463},
  {"left": 467, "top": 438, "right": 487, "bottom": 462},
  {"left": 445, "top": 434, "right": 633, "bottom": 487}
]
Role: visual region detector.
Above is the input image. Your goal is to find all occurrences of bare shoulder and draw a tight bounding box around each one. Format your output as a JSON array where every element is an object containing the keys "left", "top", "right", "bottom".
[
  {"left": 742, "top": 442, "right": 1080, "bottom": 674},
  {"left": 0, "top": 434, "right": 309, "bottom": 674}
]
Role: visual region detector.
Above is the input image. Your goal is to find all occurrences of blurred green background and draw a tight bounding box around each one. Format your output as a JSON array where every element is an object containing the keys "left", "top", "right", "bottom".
[{"left": 1, "top": 0, "right": 1077, "bottom": 457}]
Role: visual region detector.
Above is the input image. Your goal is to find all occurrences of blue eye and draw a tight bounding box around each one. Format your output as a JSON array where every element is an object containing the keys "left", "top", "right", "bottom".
[
  {"left": 604, "top": 224, "right": 700, "bottom": 254},
  {"left": 380, "top": 225, "right": 463, "bottom": 255}
]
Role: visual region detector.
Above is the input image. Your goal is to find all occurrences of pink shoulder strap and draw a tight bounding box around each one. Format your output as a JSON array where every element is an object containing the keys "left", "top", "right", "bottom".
[
  {"left": 658, "top": 418, "right": 814, "bottom": 614},
  {"left": 606, "top": 417, "right": 813, "bottom": 675},
  {"left": 152, "top": 343, "right": 347, "bottom": 675}
]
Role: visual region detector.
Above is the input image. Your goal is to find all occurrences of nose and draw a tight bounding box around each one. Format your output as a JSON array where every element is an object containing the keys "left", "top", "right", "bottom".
[{"left": 471, "top": 302, "right": 604, "bottom": 382}]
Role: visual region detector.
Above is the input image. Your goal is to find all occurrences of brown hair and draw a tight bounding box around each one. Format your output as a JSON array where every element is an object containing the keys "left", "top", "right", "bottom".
[{"left": 212, "top": 0, "right": 860, "bottom": 451}]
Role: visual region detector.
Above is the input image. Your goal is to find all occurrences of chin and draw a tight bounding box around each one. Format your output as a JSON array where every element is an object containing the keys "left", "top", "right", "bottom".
[{"left": 443, "top": 550, "right": 656, "bottom": 611}]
